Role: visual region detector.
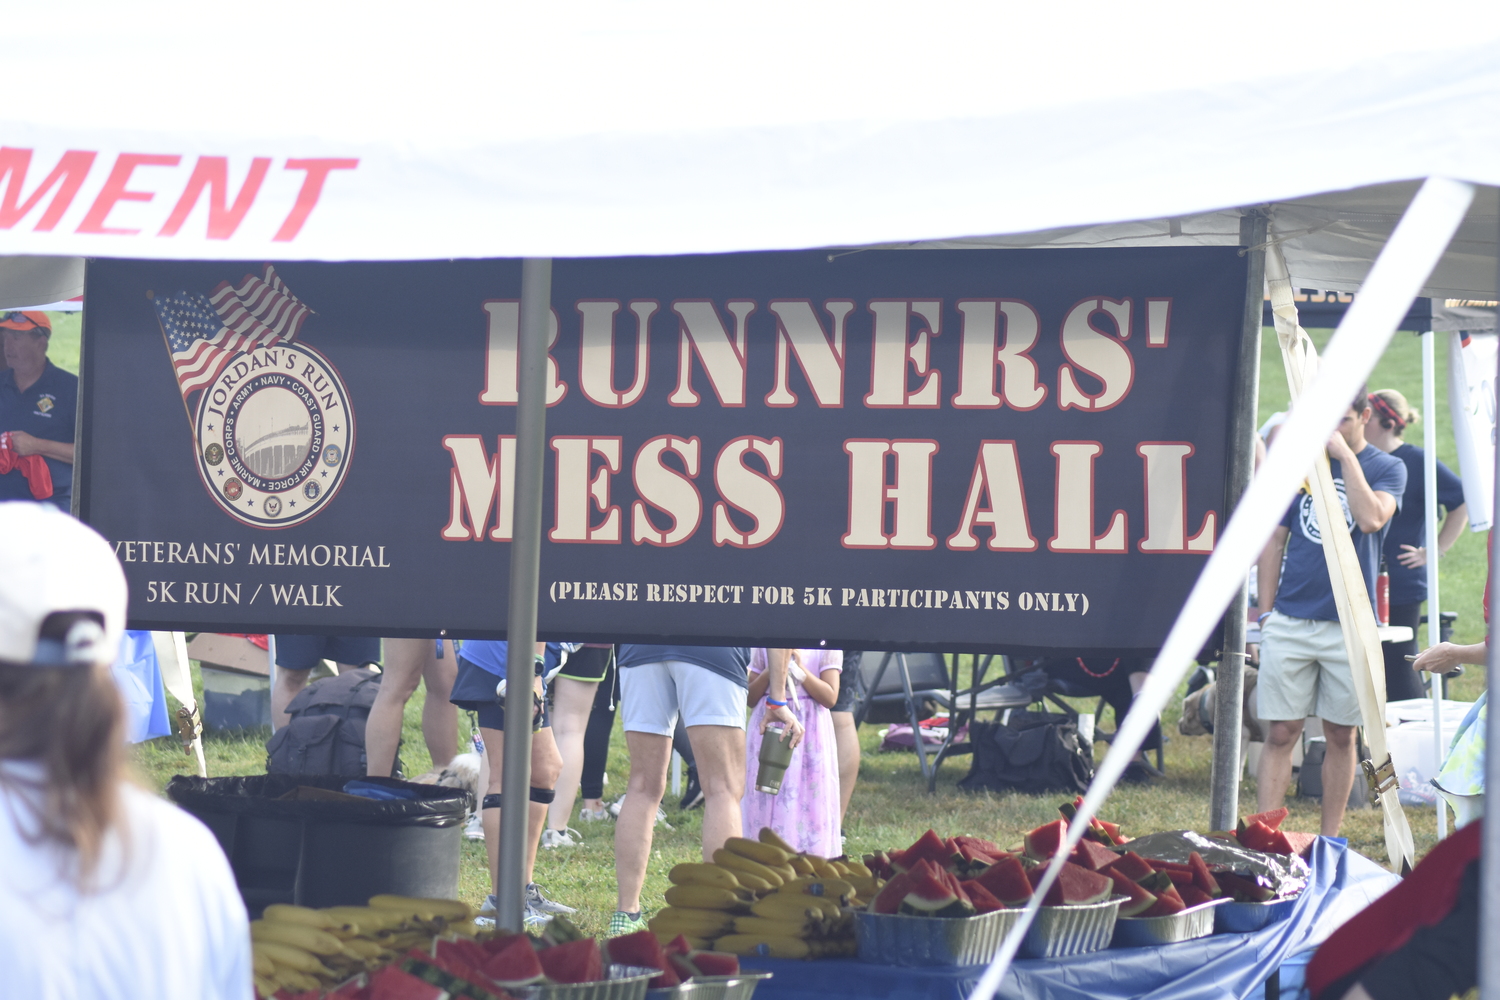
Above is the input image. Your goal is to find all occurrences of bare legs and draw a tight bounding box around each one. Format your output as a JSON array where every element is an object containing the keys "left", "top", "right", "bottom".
[
  {"left": 831, "top": 711, "right": 860, "bottom": 824},
  {"left": 365, "top": 638, "right": 458, "bottom": 777},
  {"left": 1255, "top": 717, "right": 1356, "bottom": 836},
  {"left": 611, "top": 724, "right": 746, "bottom": 913},
  {"left": 615, "top": 731, "right": 671, "bottom": 914},
  {"left": 548, "top": 676, "right": 599, "bottom": 831},
  {"left": 482, "top": 725, "right": 563, "bottom": 896}
]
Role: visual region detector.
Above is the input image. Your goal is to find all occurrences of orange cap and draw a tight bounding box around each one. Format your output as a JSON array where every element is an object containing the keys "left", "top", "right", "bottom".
[{"left": 0, "top": 311, "right": 51, "bottom": 332}]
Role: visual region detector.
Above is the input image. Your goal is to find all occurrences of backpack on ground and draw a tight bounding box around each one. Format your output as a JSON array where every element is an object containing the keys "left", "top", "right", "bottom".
[
  {"left": 266, "top": 668, "right": 398, "bottom": 778},
  {"left": 958, "top": 710, "right": 1094, "bottom": 795}
]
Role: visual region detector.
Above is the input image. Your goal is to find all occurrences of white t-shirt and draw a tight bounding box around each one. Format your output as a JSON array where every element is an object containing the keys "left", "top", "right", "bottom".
[{"left": 0, "top": 764, "right": 252, "bottom": 1000}]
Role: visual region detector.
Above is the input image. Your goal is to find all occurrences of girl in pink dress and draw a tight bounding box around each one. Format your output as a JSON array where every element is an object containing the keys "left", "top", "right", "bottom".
[{"left": 742, "top": 648, "right": 843, "bottom": 857}]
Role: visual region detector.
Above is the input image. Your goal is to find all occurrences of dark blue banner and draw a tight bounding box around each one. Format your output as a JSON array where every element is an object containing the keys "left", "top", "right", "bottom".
[{"left": 80, "top": 249, "right": 1246, "bottom": 653}]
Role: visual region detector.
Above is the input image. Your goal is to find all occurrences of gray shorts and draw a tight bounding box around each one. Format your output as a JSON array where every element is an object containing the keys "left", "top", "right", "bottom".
[
  {"left": 1257, "top": 611, "right": 1362, "bottom": 726},
  {"left": 619, "top": 660, "right": 747, "bottom": 735}
]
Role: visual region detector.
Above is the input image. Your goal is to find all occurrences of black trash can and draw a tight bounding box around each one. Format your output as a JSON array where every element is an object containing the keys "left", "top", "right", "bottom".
[{"left": 167, "top": 774, "right": 471, "bottom": 917}]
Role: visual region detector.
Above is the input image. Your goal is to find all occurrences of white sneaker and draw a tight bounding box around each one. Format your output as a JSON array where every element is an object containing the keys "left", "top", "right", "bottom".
[
  {"left": 464, "top": 813, "right": 485, "bottom": 841},
  {"left": 541, "top": 827, "right": 582, "bottom": 849},
  {"left": 609, "top": 795, "right": 672, "bottom": 829},
  {"left": 579, "top": 806, "right": 612, "bottom": 823}
]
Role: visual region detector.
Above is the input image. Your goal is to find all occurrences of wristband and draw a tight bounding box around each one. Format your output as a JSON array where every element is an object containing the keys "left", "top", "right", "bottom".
[
  {"left": 766, "top": 697, "right": 788, "bottom": 708},
  {"left": 1257, "top": 612, "right": 1272, "bottom": 625}
]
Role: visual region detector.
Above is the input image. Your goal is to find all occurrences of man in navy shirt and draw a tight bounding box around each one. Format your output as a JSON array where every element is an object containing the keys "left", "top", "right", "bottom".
[
  {"left": 0, "top": 312, "right": 76, "bottom": 512},
  {"left": 1255, "top": 385, "right": 1406, "bottom": 837}
]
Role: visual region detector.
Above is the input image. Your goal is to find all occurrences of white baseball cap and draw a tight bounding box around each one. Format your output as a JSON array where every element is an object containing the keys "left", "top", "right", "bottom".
[{"left": 0, "top": 502, "right": 126, "bottom": 667}]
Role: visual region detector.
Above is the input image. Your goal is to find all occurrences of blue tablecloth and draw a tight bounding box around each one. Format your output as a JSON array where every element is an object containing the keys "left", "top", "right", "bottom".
[{"left": 743, "top": 837, "right": 1397, "bottom": 1000}]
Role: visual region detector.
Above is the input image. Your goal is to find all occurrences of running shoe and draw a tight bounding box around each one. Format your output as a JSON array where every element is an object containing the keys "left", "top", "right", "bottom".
[
  {"left": 479, "top": 894, "right": 497, "bottom": 915},
  {"left": 609, "top": 910, "right": 648, "bottom": 936},
  {"left": 540, "top": 827, "right": 583, "bottom": 849},
  {"left": 464, "top": 813, "right": 486, "bottom": 841},
  {"left": 579, "top": 805, "right": 612, "bottom": 823},
  {"left": 527, "top": 882, "right": 577, "bottom": 915},
  {"left": 678, "top": 767, "right": 704, "bottom": 811}
]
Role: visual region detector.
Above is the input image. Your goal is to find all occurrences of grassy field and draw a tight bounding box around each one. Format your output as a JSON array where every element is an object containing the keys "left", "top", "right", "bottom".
[{"left": 113, "top": 320, "right": 1487, "bottom": 934}]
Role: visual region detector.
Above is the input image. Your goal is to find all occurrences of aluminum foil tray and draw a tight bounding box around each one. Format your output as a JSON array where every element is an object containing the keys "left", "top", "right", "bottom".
[
  {"left": 1214, "top": 892, "right": 1301, "bottom": 933},
  {"left": 855, "top": 908, "right": 1021, "bottom": 966},
  {"left": 647, "top": 970, "right": 773, "bottom": 1000},
  {"left": 1111, "top": 898, "right": 1228, "bottom": 948},
  {"left": 1018, "top": 897, "right": 1125, "bottom": 960},
  {"left": 518, "top": 965, "right": 660, "bottom": 1000}
]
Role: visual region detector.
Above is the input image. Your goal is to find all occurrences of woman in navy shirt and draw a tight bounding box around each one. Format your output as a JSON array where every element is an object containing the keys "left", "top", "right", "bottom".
[{"left": 1366, "top": 390, "right": 1467, "bottom": 702}]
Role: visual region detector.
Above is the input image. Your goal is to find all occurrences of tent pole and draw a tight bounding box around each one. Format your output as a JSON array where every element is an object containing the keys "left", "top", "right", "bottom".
[
  {"left": 497, "top": 258, "right": 552, "bottom": 933},
  {"left": 1480, "top": 214, "right": 1500, "bottom": 1000},
  {"left": 1209, "top": 209, "right": 1267, "bottom": 832},
  {"left": 1422, "top": 328, "right": 1446, "bottom": 839}
]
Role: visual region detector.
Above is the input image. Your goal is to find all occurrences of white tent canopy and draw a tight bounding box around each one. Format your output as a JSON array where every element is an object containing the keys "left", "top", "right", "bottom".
[{"left": 0, "top": 1, "right": 1496, "bottom": 271}]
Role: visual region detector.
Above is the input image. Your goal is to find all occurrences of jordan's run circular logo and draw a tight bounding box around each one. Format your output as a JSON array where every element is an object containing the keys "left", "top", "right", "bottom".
[{"left": 194, "top": 344, "right": 353, "bottom": 528}]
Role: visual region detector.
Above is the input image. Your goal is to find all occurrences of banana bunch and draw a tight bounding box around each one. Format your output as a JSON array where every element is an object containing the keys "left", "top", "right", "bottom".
[
  {"left": 652, "top": 829, "right": 881, "bottom": 960},
  {"left": 250, "top": 896, "right": 477, "bottom": 997}
]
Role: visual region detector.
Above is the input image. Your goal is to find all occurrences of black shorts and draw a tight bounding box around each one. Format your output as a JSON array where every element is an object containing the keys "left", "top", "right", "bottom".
[
  {"left": 274, "top": 634, "right": 382, "bottom": 672},
  {"left": 556, "top": 645, "right": 613, "bottom": 683},
  {"left": 831, "top": 650, "right": 863, "bottom": 713},
  {"left": 450, "top": 655, "right": 550, "bottom": 730}
]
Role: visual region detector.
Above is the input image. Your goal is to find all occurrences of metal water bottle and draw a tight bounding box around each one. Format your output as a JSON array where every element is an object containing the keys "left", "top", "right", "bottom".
[
  {"left": 755, "top": 724, "right": 795, "bottom": 794},
  {"left": 1376, "top": 562, "right": 1390, "bottom": 626}
]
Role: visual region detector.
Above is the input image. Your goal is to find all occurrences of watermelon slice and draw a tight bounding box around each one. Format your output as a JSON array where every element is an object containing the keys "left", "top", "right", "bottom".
[
  {"left": 668, "top": 954, "right": 700, "bottom": 983},
  {"left": 1161, "top": 870, "right": 1193, "bottom": 889},
  {"left": 1095, "top": 819, "right": 1128, "bottom": 845},
  {"left": 869, "top": 871, "right": 916, "bottom": 914},
  {"left": 1069, "top": 839, "right": 1121, "bottom": 872},
  {"left": 687, "top": 951, "right": 740, "bottom": 977},
  {"left": 1139, "top": 884, "right": 1186, "bottom": 918},
  {"left": 974, "top": 856, "right": 1032, "bottom": 906},
  {"left": 1178, "top": 885, "right": 1215, "bottom": 908},
  {"left": 482, "top": 935, "right": 545, "bottom": 986},
  {"left": 903, "top": 830, "right": 953, "bottom": 868},
  {"left": 959, "top": 880, "right": 1006, "bottom": 914},
  {"left": 606, "top": 930, "right": 673, "bottom": 987},
  {"left": 1215, "top": 872, "right": 1275, "bottom": 903},
  {"left": 664, "top": 935, "right": 694, "bottom": 957},
  {"left": 864, "top": 851, "right": 894, "bottom": 879},
  {"left": 1027, "top": 862, "right": 1113, "bottom": 906},
  {"left": 1110, "top": 852, "right": 1156, "bottom": 882},
  {"left": 1023, "top": 819, "right": 1067, "bottom": 860},
  {"left": 957, "top": 843, "right": 1001, "bottom": 867},
  {"left": 900, "top": 859, "right": 974, "bottom": 917},
  {"left": 886, "top": 848, "right": 912, "bottom": 872},
  {"left": 953, "top": 835, "right": 1008, "bottom": 858},
  {"left": 538, "top": 939, "right": 604, "bottom": 984},
  {"left": 1283, "top": 831, "right": 1317, "bottom": 857},
  {"left": 1186, "top": 852, "right": 1222, "bottom": 898},
  {"left": 1244, "top": 807, "right": 1288, "bottom": 830},
  {"left": 1105, "top": 870, "right": 1157, "bottom": 917}
]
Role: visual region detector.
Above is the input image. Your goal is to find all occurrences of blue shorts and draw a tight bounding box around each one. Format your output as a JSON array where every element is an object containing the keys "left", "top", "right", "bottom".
[
  {"left": 450, "top": 655, "right": 550, "bottom": 731},
  {"left": 274, "top": 634, "right": 382, "bottom": 672}
]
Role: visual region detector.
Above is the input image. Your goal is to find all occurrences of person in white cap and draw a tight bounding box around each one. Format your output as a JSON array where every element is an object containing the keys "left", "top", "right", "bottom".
[{"left": 0, "top": 501, "right": 252, "bottom": 999}]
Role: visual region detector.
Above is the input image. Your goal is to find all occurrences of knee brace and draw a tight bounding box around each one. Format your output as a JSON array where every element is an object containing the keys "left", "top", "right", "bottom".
[{"left": 482, "top": 787, "right": 556, "bottom": 809}]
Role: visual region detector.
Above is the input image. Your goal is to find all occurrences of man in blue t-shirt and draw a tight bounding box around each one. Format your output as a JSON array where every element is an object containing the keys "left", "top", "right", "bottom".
[
  {"left": 1254, "top": 386, "right": 1406, "bottom": 838},
  {"left": 0, "top": 312, "right": 77, "bottom": 512},
  {"left": 609, "top": 645, "right": 802, "bottom": 936}
]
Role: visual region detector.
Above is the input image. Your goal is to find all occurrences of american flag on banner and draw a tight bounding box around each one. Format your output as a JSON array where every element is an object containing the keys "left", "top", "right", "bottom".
[{"left": 156, "top": 265, "right": 312, "bottom": 399}]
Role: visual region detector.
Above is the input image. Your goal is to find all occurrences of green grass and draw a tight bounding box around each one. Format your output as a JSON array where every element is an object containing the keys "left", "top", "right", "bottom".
[{"left": 130, "top": 656, "right": 1444, "bottom": 937}]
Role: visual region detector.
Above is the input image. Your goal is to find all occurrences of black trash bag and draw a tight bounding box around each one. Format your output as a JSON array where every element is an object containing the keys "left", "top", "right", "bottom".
[
  {"left": 958, "top": 711, "right": 1094, "bottom": 795},
  {"left": 166, "top": 774, "right": 471, "bottom": 827}
]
